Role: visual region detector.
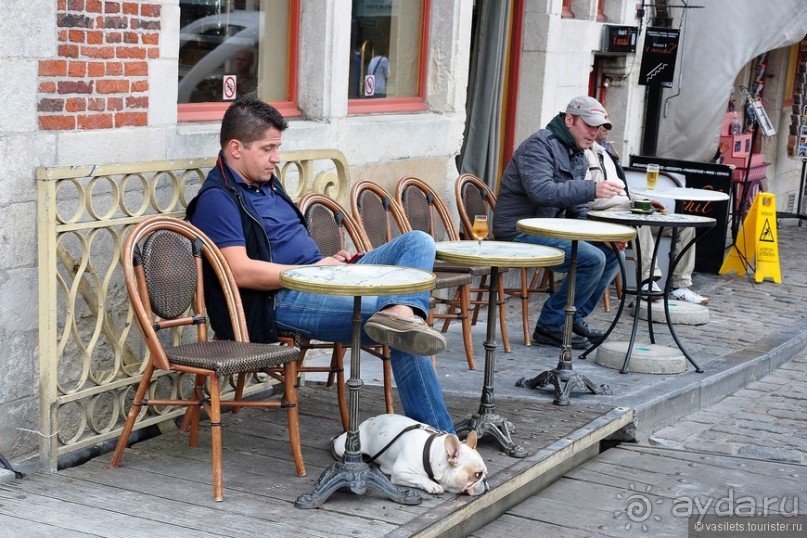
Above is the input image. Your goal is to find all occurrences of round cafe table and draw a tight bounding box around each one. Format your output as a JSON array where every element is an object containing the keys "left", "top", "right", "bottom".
[
  {"left": 514, "top": 218, "right": 636, "bottom": 406},
  {"left": 587, "top": 192, "right": 726, "bottom": 373},
  {"left": 630, "top": 186, "right": 731, "bottom": 203},
  {"left": 435, "top": 240, "right": 563, "bottom": 457},
  {"left": 282, "top": 264, "right": 436, "bottom": 509}
]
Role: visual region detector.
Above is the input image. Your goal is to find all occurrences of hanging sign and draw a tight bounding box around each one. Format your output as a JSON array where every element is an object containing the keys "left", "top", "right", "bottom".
[
  {"left": 602, "top": 25, "right": 638, "bottom": 53},
  {"left": 639, "top": 27, "right": 680, "bottom": 87}
]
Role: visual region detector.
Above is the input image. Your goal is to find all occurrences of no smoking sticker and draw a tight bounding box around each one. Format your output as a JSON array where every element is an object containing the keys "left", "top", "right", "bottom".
[
  {"left": 223, "top": 75, "right": 237, "bottom": 100},
  {"left": 364, "top": 74, "right": 375, "bottom": 97}
]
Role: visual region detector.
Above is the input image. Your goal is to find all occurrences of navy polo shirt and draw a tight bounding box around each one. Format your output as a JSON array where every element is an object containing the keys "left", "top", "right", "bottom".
[{"left": 190, "top": 172, "right": 323, "bottom": 266}]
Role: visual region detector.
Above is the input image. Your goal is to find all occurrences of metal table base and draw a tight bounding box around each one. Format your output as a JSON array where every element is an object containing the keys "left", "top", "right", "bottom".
[
  {"left": 453, "top": 266, "right": 527, "bottom": 458},
  {"left": 295, "top": 297, "right": 422, "bottom": 508}
]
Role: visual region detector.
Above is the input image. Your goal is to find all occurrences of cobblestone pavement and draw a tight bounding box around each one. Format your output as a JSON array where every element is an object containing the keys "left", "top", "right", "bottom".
[{"left": 649, "top": 346, "right": 807, "bottom": 464}]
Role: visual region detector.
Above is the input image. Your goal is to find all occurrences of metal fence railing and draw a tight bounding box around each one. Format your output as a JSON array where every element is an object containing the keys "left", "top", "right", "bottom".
[{"left": 36, "top": 150, "right": 351, "bottom": 471}]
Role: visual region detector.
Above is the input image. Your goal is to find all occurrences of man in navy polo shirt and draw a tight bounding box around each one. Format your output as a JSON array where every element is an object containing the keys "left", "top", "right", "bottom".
[{"left": 187, "top": 97, "right": 454, "bottom": 432}]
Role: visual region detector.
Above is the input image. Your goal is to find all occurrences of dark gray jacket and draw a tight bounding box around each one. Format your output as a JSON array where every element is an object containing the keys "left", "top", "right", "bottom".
[{"left": 493, "top": 113, "right": 596, "bottom": 240}]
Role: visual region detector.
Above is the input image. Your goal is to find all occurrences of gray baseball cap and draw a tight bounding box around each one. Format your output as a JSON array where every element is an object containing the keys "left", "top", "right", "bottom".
[{"left": 565, "top": 96, "right": 612, "bottom": 129}]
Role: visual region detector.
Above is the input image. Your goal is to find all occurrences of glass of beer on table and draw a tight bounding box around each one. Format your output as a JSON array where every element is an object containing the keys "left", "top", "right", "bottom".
[
  {"left": 646, "top": 163, "right": 660, "bottom": 191},
  {"left": 472, "top": 215, "right": 489, "bottom": 246}
]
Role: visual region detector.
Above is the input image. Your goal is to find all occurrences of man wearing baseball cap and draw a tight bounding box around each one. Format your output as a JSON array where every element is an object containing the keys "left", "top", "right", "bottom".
[{"left": 493, "top": 95, "right": 626, "bottom": 349}]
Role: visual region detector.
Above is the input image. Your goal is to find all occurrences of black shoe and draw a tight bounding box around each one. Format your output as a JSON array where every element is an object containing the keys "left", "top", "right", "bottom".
[
  {"left": 532, "top": 327, "right": 590, "bottom": 349},
  {"left": 572, "top": 319, "right": 605, "bottom": 344}
]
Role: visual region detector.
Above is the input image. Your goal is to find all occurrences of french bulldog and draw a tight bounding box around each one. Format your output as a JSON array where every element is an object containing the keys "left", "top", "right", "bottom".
[{"left": 331, "top": 414, "right": 489, "bottom": 496}]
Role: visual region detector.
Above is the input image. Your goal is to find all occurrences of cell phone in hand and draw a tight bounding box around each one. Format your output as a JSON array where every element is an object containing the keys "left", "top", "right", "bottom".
[{"left": 347, "top": 252, "right": 365, "bottom": 264}]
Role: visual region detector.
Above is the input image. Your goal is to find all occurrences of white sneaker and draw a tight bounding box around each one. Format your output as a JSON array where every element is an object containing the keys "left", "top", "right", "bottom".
[
  {"left": 670, "top": 287, "right": 709, "bottom": 305},
  {"left": 641, "top": 281, "right": 662, "bottom": 293}
]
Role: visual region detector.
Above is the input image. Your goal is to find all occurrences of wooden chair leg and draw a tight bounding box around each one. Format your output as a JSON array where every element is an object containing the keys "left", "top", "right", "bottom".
[
  {"left": 283, "top": 360, "right": 306, "bottom": 477},
  {"left": 185, "top": 376, "right": 207, "bottom": 448},
  {"left": 520, "top": 268, "right": 531, "bottom": 346},
  {"left": 381, "top": 348, "right": 395, "bottom": 414},
  {"left": 439, "top": 287, "right": 462, "bottom": 333},
  {"left": 529, "top": 267, "right": 555, "bottom": 296},
  {"left": 471, "top": 275, "right": 487, "bottom": 325},
  {"left": 110, "top": 361, "right": 155, "bottom": 469},
  {"left": 325, "top": 348, "right": 340, "bottom": 387},
  {"left": 232, "top": 373, "right": 246, "bottom": 414},
  {"left": 458, "top": 283, "right": 475, "bottom": 370},
  {"left": 497, "top": 273, "right": 511, "bottom": 353},
  {"left": 208, "top": 375, "right": 224, "bottom": 502}
]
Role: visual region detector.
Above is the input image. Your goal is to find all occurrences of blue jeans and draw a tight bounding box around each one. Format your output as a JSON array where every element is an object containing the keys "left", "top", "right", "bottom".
[
  {"left": 512, "top": 232, "right": 621, "bottom": 333},
  {"left": 273, "top": 230, "right": 455, "bottom": 433}
]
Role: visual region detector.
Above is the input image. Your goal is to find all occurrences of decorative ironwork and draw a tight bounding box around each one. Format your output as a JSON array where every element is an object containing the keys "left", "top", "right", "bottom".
[{"left": 36, "top": 150, "right": 351, "bottom": 470}]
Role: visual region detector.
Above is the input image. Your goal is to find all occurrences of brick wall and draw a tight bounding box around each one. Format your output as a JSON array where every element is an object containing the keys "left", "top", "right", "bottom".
[{"left": 38, "top": 0, "right": 161, "bottom": 131}]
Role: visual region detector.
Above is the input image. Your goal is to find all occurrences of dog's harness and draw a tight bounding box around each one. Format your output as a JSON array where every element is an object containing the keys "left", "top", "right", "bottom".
[{"left": 364, "top": 424, "right": 443, "bottom": 482}]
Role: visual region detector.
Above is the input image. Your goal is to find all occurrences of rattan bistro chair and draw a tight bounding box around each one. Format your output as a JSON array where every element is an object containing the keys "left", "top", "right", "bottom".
[
  {"left": 350, "top": 180, "right": 476, "bottom": 370},
  {"left": 110, "top": 216, "right": 304, "bottom": 502},
  {"left": 455, "top": 173, "right": 555, "bottom": 346},
  {"left": 296, "top": 193, "right": 396, "bottom": 415},
  {"left": 396, "top": 175, "right": 512, "bottom": 353}
]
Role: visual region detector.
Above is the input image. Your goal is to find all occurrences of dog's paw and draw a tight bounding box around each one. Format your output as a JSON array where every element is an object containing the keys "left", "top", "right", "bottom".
[{"left": 423, "top": 482, "right": 444, "bottom": 495}]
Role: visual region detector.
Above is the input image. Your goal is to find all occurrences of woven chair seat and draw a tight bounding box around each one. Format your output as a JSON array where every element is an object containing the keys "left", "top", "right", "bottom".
[
  {"left": 167, "top": 341, "right": 300, "bottom": 377},
  {"left": 435, "top": 271, "right": 472, "bottom": 288},
  {"left": 434, "top": 260, "right": 510, "bottom": 277}
]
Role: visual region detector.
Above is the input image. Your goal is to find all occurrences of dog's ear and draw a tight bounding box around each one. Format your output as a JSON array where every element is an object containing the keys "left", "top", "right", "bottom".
[
  {"left": 464, "top": 430, "right": 478, "bottom": 449},
  {"left": 444, "top": 434, "right": 462, "bottom": 466}
]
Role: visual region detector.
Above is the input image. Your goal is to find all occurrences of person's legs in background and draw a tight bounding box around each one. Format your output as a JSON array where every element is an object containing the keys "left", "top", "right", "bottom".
[
  {"left": 636, "top": 225, "right": 663, "bottom": 293},
  {"left": 638, "top": 226, "right": 707, "bottom": 304},
  {"left": 668, "top": 227, "right": 708, "bottom": 304},
  {"left": 511, "top": 232, "right": 610, "bottom": 348},
  {"left": 574, "top": 242, "right": 620, "bottom": 332}
]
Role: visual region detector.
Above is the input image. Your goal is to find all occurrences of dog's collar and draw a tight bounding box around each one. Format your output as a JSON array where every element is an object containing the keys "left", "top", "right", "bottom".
[{"left": 422, "top": 431, "right": 440, "bottom": 481}]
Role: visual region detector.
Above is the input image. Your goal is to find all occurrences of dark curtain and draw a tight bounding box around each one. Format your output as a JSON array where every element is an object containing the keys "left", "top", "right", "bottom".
[{"left": 457, "top": 0, "right": 510, "bottom": 186}]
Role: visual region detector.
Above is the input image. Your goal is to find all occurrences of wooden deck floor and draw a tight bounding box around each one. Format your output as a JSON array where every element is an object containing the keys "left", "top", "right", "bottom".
[
  {"left": 0, "top": 383, "right": 631, "bottom": 538},
  {"left": 472, "top": 444, "right": 807, "bottom": 537}
]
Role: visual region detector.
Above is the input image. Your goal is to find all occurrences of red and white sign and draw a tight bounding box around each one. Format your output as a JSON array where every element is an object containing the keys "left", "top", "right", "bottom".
[
  {"left": 364, "top": 74, "right": 375, "bottom": 97},
  {"left": 223, "top": 75, "right": 237, "bottom": 100}
]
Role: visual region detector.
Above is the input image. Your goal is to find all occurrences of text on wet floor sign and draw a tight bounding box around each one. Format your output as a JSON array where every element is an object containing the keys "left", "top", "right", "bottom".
[{"left": 719, "top": 192, "right": 781, "bottom": 283}]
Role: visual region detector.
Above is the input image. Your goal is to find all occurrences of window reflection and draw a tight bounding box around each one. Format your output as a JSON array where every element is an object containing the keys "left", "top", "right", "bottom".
[
  {"left": 349, "top": 0, "right": 423, "bottom": 100},
  {"left": 178, "top": 0, "right": 289, "bottom": 105}
]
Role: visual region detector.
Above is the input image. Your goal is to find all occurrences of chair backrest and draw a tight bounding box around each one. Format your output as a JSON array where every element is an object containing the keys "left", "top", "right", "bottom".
[
  {"left": 455, "top": 173, "right": 496, "bottom": 240},
  {"left": 350, "top": 180, "right": 411, "bottom": 249},
  {"left": 298, "top": 193, "right": 371, "bottom": 256},
  {"left": 395, "top": 176, "right": 460, "bottom": 241},
  {"left": 123, "top": 216, "right": 247, "bottom": 370}
]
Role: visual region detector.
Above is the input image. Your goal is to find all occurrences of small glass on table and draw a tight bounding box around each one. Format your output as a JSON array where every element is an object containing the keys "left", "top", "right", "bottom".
[{"left": 471, "top": 214, "right": 489, "bottom": 246}]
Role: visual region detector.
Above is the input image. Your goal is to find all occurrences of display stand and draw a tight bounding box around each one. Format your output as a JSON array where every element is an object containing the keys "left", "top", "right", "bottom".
[
  {"left": 778, "top": 41, "right": 807, "bottom": 225},
  {"left": 777, "top": 160, "right": 807, "bottom": 225}
]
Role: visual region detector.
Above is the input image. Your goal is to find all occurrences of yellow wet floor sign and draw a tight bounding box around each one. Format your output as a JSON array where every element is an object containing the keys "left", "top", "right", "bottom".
[{"left": 719, "top": 192, "right": 781, "bottom": 283}]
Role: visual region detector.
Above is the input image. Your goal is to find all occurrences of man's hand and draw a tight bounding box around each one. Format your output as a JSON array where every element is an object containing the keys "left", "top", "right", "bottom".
[
  {"left": 596, "top": 179, "right": 626, "bottom": 199},
  {"left": 317, "top": 249, "right": 354, "bottom": 264},
  {"left": 605, "top": 241, "right": 628, "bottom": 251}
]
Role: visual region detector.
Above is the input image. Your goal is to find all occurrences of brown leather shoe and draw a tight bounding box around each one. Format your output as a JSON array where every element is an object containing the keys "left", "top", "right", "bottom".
[{"left": 364, "top": 312, "right": 447, "bottom": 355}]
